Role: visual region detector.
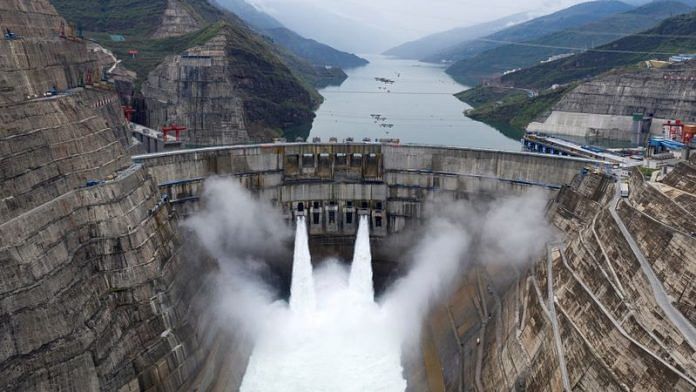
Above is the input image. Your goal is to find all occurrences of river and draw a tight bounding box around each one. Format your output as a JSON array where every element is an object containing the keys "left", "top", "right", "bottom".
[{"left": 309, "top": 55, "right": 521, "bottom": 150}]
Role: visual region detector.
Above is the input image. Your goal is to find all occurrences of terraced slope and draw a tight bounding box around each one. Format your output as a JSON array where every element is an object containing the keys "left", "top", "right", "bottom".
[
  {"left": 49, "top": 0, "right": 318, "bottom": 143},
  {"left": 424, "top": 169, "right": 696, "bottom": 391},
  {"left": 0, "top": 2, "right": 226, "bottom": 391}
]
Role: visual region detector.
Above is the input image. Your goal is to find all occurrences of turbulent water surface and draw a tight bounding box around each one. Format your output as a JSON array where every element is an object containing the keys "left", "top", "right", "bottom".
[
  {"left": 309, "top": 55, "right": 520, "bottom": 150},
  {"left": 240, "top": 217, "right": 406, "bottom": 392}
]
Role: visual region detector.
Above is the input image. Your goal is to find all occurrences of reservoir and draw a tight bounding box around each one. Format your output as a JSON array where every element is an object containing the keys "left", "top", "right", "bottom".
[{"left": 309, "top": 55, "right": 521, "bottom": 150}]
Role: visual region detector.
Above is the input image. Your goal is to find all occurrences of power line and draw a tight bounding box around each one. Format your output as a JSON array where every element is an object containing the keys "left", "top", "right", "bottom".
[
  {"left": 561, "top": 30, "right": 696, "bottom": 40},
  {"left": 322, "top": 90, "right": 458, "bottom": 95},
  {"left": 472, "top": 37, "right": 696, "bottom": 56},
  {"left": 318, "top": 113, "right": 470, "bottom": 122}
]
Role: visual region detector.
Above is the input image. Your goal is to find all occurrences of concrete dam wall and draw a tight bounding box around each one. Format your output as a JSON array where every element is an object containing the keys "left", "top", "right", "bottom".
[
  {"left": 4, "top": 1, "right": 695, "bottom": 390},
  {"left": 134, "top": 143, "right": 602, "bottom": 235}
]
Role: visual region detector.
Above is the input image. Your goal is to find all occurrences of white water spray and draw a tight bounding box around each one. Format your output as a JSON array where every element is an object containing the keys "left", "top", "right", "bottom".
[
  {"left": 241, "top": 215, "right": 406, "bottom": 392},
  {"left": 186, "top": 179, "right": 553, "bottom": 392},
  {"left": 289, "top": 216, "right": 315, "bottom": 313},
  {"left": 349, "top": 215, "right": 374, "bottom": 302}
]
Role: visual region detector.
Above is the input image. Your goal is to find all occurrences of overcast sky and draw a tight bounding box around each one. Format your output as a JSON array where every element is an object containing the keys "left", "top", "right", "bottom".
[{"left": 248, "top": 0, "right": 589, "bottom": 52}]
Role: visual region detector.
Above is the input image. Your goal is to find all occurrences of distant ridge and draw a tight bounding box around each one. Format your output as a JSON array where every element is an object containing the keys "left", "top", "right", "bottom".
[
  {"left": 215, "top": 0, "right": 368, "bottom": 68},
  {"left": 426, "top": 1, "right": 635, "bottom": 63},
  {"left": 446, "top": 0, "right": 693, "bottom": 85},
  {"left": 502, "top": 9, "right": 696, "bottom": 89},
  {"left": 383, "top": 12, "right": 531, "bottom": 61}
]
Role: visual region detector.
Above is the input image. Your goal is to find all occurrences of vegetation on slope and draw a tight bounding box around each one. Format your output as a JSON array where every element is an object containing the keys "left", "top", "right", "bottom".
[
  {"left": 215, "top": 0, "right": 283, "bottom": 29},
  {"left": 456, "top": 86, "right": 527, "bottom": 108},
  {"left": 50, "top": 0, "right": 168, "bottom": 36},
  {"left": 502, "top": 10, "right": 696, "bottom": 89},
  {"left": 263, "top": 27, "right": 367, "bottom": 68},
  {"left": 51, "top": 0, "right": 321, "bottom": 139},
  {"left": 91, "top": 23, "right": 229, "bottom": 83},
  {"left": 215, "top": 0, "right": 368, "bottom": 68},
  {"left": 457, "top": 85, "right": 573, "bottom": 138},
  {"left": 447, "top": 1, "right": 692, "bottom": 85},
  {"left": 383, "top": 12, "right": 531, "bottom": 60},
  {"left": 51, "top": 0, "right": 343, "bottom": 90},
  {"left": 431, "top": 0, "right": 634, "bottom": 63}
]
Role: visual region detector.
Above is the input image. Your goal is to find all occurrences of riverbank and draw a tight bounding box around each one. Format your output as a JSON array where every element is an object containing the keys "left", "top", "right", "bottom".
[
  {"left": 455, "top": 85, "right": 572, "bottom": 139},
  {"left": 309, "top": 55, "right": 520, "bottom": 150}
]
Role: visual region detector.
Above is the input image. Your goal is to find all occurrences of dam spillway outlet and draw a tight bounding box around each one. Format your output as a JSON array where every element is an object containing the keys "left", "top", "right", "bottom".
[
  {"left": 241, "top": 216, "right": 407, "bottom": 392},
  {"left": 184, "top": 176, "right": 555, "bottom": 391}
]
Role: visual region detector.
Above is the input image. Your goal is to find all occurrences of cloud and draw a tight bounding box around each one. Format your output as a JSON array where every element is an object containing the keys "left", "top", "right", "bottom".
[{"left": 185, "top": 179, "right": 556, "bottom": 389}]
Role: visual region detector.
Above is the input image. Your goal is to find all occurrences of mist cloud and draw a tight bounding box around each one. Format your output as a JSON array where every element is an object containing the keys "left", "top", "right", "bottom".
[
  {"left": 382, "top": 189, "right": 555, "bottom": 343},
  {"left": 184, "top": 177, "right": 291, "bottom": 259},
  {"left": 184, "top": 178, "right": 291, "bottom": 339},
  {"left": 184, "top": 178, "right": 555, "bottom": 381}
]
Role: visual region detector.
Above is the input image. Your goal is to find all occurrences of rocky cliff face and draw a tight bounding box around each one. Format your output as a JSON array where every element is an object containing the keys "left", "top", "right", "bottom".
[
  {"left": 0, "top": 2, "right": 232, "bottom": 390},
  {"left": 424, "top": 167, "right": 696, "bottom": 390},
  {"left": 142, "top": 33, "right": 250, "bottom": 146},
  {"left": 557, "top": 61, "right": 696, "bottom": 121},
  {"left": 49, "top": 0, "right": 321, "bottom": 144},
  {"left": 152, "top": 0, "right": 202, "bottom": 39},
  {"left": 529, "top": 61, "right": 696, "bottom": 138},
  {"left": 142, "top": 24, "right": 315, "bottom": 145}
]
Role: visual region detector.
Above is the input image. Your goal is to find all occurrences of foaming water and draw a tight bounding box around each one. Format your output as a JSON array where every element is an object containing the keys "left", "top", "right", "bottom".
[
  {"left": 188, "top": 179, "right": 553, "bottom": 392},
  {"left": 349, "top": 215, "right": 374, "bottom": 303},
  {"left": 289, "top": 217, "right": 316, "bottom": 313},
  {"left": 240, "top": 217, "right": 406, "bottom": 392}
]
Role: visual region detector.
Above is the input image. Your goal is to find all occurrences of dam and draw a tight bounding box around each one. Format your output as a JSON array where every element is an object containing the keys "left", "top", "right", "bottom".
[
  {"left": 7, "top": 133, "right": 696, "bottom": 391},
  {"left": 6, "top": 132, "right": 696, "bottom": 391},
  {"left": 129, "top": 141, "right": 603, "bottom": 391},
  {"left": 133, "top": 142, "right": 600, "bottom": 232},
  {"left": 3, "top": 1, "right": 696, "bottom": 389}
]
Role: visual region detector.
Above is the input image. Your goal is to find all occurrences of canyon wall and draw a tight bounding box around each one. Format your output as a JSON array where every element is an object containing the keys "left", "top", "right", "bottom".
[
  {"left": 0, "top": 2, "right": 241, "bottom": 390},
  {"left": 424, "top": 165, "right": 696, "bottom": 391},
  {"left": 152, "top": 0, "right": 202, "bottom": 39},
  {"left": 529, "top": 61, "right": 696, "bottom": 138},
  {"left": 142, "top": 25, "right": 316, "bottom": 146}
]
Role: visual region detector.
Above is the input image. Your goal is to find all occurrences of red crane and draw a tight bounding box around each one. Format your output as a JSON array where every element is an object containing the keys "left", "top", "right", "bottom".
[
  {"left": 161, "top": 124, "right": 187, "bottom": 143},
  {"left": 122, "top": 106, "right": 135, "bottom": 122}
]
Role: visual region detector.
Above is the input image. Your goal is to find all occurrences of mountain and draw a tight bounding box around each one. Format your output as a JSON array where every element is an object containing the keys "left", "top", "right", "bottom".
[
  {"left": 49, "top": 0, "right": 320, "bottom": 143},
  {"left": 446, "top": 0, "right": 692, "bottom": 85},
  {"left": 215, "top": 0, "right": 368, "bottom": 68},
  {"left": 625, "top": 0, "right": 696, "bottom": 4},
  {"left": 241, "top": 0, "right": 399, "bottom": 53},
  {"left": 456, "top": 10, "right": 696, "bottom": 135},
  {"left": 502, "top": 9, "right": 696, "bottom": 89},
  {"left": 214, "top": 0, "right": 283, "bottom": 29},
  {"left": 262, "top": 28, "right": 367, "bottom": 68},
  {"left": 383, "top": 12, "right": 532, "bottom": 61},
  {"left": 426, "top": 1, "right": 635, "bottom": 63}
]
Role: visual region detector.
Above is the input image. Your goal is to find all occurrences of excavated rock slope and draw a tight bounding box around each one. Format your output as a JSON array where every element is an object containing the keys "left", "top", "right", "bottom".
[
  {"left": 142, "top": 25, "right": 315, "bottom": 145},
  {"left": 142, "top": 32, "right": 250, "bottom": 146},
  {"left": 0, "top": 1, "right": 227, "bottom": 390},
  {"left": 555, "top": 62, "right": 696, "bottom": 122},
  {"left": 50, "top": 0, "right": 318, "bottom": 145},
  {"left": 3, "top": 3, "right": 696, "bottom": 391},
  {"left": 152, "top": 0, "right": 202, "bottom": 39},
  {"left": 529, "top": 61, "right": 696, "bottom": 138},
  {"left": 424, "top": 168, "right": 696, "bottom": 391}
]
